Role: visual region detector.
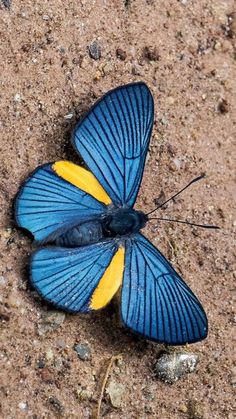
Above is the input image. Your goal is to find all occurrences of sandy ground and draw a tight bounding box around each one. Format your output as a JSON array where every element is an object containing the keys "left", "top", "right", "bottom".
[{"left": 0, "top": 1, "right": 235, "bottom": 418}]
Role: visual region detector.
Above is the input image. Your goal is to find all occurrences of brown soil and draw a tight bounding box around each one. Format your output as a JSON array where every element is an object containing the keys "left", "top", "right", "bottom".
[{"left": 0, "top": 1, "right": 235, "bottom": 418}]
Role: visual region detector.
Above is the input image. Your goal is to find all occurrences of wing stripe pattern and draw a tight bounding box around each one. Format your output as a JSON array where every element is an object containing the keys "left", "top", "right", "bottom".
[
  {"left": 140, "top": 254, "right": 182, "bottom": 343},
  {"left": 162, "top": 279, "right": 185, "bottom": 342},
  {"left": 54, "top": 256, "right": 101, "bottom": 308},
  {"left": 140, "top": 239, "right": 206, "bottom": 342},
  {"left": 99, "top": 102, "right": 122, "bottom": 153},
  {"left": 78, "top": 128, "right": 121, "bottom": 201},
  {"left": 111, "top": 92, "right": 129, "bottom": 203},
  {"left": 121, "top": 234, "right": 208, "bottom": 344},
  {"left": 15, "top": 164, "right": 106, "bottom": 242},
  {"left": 116, "top": 90, "right": 132, "bottom": 153},
  {"left": 92, "top": 110, "right": 122, "bottom": 160},
  {"left": 31, "top": 240, "right": 118, "bottom": 312},
  {"left": 72, "top": 82, "right": 154, "bottom": 206},
  {"left": 86, "top": 115, "right": 123, "bottom": 176},
  {"left": 83, "top": 114, "right": 124, "bottom": 197},
  {"left": 127, "top": 89, "right": 139, "bottom": 155},
  {"left": 132, "top": 88, "right": 142, "bottom": 154},
  {"left": 104, "top": 93, "right": 127, "bottom": 157}
]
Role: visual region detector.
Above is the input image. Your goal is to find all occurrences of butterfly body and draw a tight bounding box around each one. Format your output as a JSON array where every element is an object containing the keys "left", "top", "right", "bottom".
[
  {"left": 15, "top": 82, "right": 208, "bottom": 345},
  {"left": 55, "top": 207, "right": 147, "bottom": 247}
]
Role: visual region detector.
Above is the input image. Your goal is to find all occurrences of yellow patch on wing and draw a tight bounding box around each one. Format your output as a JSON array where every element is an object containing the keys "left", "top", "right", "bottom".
[
  {"left": 53, "top": 161, "right": 111, "bottom": 205},
  {"left": 90, "top": 247, "right": 125, "bottom": 310}
]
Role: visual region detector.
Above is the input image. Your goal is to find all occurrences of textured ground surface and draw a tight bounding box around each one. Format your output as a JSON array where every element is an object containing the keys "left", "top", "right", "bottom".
[{"left": 0, "top": 1, "right": 235, "bottom": 418}]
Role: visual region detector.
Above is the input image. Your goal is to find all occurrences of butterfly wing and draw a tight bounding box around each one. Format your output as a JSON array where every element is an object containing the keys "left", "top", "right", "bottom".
[
  {"left": 121, "top": 234, "right": 208, "bottom": 344},
  {"left": 30, "top": 239, "right": 125, "bottom": 312},
  {"left": 15, "top": 161, "right": 111, "bottom": 242},
  {"left": 72, "top": 82, "right": 154, "bottom": 207}
]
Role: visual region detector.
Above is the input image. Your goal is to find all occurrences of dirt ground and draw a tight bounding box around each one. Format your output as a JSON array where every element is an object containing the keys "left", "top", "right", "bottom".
[{"left": 0, "top": 1, "right": 235, "bottom": 418}]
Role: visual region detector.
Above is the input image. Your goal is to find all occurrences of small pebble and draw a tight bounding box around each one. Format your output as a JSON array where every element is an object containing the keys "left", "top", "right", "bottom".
[
  {"left": 56, "top": 339, "right": 66, "bottom": 349},
  {"left": 37, "top": 356, "right": 46, "bottom": 369},
  {"left": 142, "top": 385, "right": 155, "bottom": 401},
  {"left": 159, "top": 117, "right": 168, "bottom": 126},
  {"left": 106, "top": 380, "right": 125, "bottom": 408},
  {"left": 179, "top": 403, "right": 188, "bottom": 413},
  {"left": 8, "top": 292, "right": 21, "bottom": 308},
  {"left": 187, "top": 399, "right": 205, "bottom": 419},
  {"left": 154, "top": 190, "right": 166, "bottom": 207},
  {"left": 45, "top": 348, "right": 54, "bottom": 363},
  {"left": 166, "top": 143, "right": 176, "bottom": 157},
  {"left": 144, "top": 404, "right": 154, "bottom": 414},
  {"left": 221, "top": 39, "right": 233, "bottom": 53},
  {"left": 0, "top": 275, "right": 7, "bottom": 287},
  {"left": 64, "top": 112, "right": 74, "bottom": 120},
  {"left": 230, "top": 366, "right": 236, "bottom": 386},
  {"left": 166, "top": 96, "right": 175, "bottom": 105},
  {"left": 1, "top": 0, "right": 11, "bottom": 9},
  {"left": 102, "top": 62, "right": 113, "bottom": 75},
  {"left": 173, "top": 157, "right": 182, "bottom": 169},
  {"left": 37, "top": 311, "right": 65, "bottom": 336},
  {"left": 14, "top": 93, "right": 22, "bottom": 103},
  {"left": 217, "top": 98, "right": 229, "bottom": 114},
  {"left": 116, "top": 48, "right": 127, "bottom": 61},
  {"left": 3, "top": 228, "right": 12, "bottom": 238},
  {"left": 40, "top": 368, "right": 54, "bottom": 383},
  {"left": 48, "top": 396, "right": 64, "bottom": 415},
  {"left": 142, "top": 46, "right": 160, "bottom": 62},
  {"left": 18, "top": 402, "right": 28, "bottom": 411},
  {"left": 131, "top": 64, "right": 143, "bottom": 76},
  {"left": 0, "top": 310, "right": 10, "bottom": 322},
  {"left": 74, "top": 343, "right": 91, "bottom": 361},
  {"left": 230, "top": 14, "right": 236, "bottom": 38},
  {"left": 124, "top": 0, "right": 132, "bottom": 7},
  {"left": 20, "top": 11, "right": 28, "bottom": 18},
  {"left": 75, "top": 386, "right": 93, "bottom": 401},
  {"left": 94, "top": 70, "right": 102, "bottom": 81},
  {"left": 154, "top": 351, "right": 199, "bottom": 384},
  {"left": 59, "top": 46, "right": 66, "bottom": 54},
  {"left": 88, "top": 41, "right": 101, "bottom": 60},
  {"left": 116, "top": 357, "right": 123, "bottom": 368},
  {"left": 214, "top": 41, "right": 222, "bottom": 50},
  {"left": 54, "top": 356, "right": 63, "bottom": 370}
]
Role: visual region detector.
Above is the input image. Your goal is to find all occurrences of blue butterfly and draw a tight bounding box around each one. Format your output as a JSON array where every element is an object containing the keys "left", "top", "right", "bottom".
[{"left": 15, "top": 82, "right": 207, "bottom": 345}]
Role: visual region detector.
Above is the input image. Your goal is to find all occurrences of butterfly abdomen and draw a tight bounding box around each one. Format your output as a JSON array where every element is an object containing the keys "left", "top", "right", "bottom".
[{"left": 55, "top": 221, "right": 103, "bottom": 247}]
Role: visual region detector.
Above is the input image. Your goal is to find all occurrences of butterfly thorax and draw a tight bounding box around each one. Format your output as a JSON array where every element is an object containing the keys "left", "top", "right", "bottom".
[{"left": 102, "top": 208, "right": 148, "bottom": 236}]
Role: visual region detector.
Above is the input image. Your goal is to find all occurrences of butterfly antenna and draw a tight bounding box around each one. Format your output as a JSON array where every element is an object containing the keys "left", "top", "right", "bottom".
[
  {"left": 148, "top": 217, "right": 220, "bottom": 229},
  {"left": 146, "top": 174, "right": 205, "bottom": 216}
]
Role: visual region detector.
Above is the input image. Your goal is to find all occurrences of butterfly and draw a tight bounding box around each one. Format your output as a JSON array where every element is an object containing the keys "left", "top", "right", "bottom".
[{"left": 15, "top": 82, "right": 207, "bottom": 345}]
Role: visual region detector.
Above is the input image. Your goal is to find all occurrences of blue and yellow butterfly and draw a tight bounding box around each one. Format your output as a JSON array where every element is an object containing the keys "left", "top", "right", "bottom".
[{"left": 15, "top": 82, "right": 207, "bottom": 345}]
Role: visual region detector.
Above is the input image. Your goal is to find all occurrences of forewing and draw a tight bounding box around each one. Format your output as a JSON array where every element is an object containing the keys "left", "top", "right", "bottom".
[
  {"left": 121, "top": 234, "right": 208, "bottom": 344},
  {"left": 72, "top": 82, "right": 154, "bottom": 207},
  {"left": 15, "top": 162, "right": 110, "bottom": 242},
  {"left": 31, "top": 239, "right": 124, "bottom": 312}
]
